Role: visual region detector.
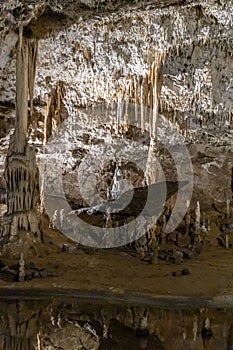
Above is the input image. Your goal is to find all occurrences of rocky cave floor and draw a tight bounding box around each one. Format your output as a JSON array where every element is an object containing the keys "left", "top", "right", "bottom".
[{"left": 0, "top": 206, "right": 233, "bottom": 304}]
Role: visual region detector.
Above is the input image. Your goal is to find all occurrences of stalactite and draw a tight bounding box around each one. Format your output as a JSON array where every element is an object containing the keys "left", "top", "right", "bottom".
[
  {"left": 44, "top": 94, "right": 50, "bottom": 145},
  {"left": 150, "top": 53, "right": 164, "bottom": 139},
  {"left": 148, "top": 76, "right": 152, "bottom": 137},
  {"left": 152, "top": 63, "right": 158, "bottom": 139},
  {"left": 128, "top": 77, "right": 133, "bottom": 99},
  {"left": 28, "top": 40, "right": 38, "bottom": 117},
  {"left": 134, "top": 76, "right": 138, "bottom": 124},
  {"left": 145, "top": 77, "right": 148, "bottom": 126},
  {"left": 15, "top": 27, "right": 29, "bottom": 154},
  {"left": 123, "top": 82, "right": 129, "bottom": 131},
  {"left": 140, "top": 77, "right": 145, "bottom": 134},
  {"left": 116, "top": 91, "right": 121, "bottom": 134},
  {"left": 44, "top": 81, "right": 65, "bottom": 143}
]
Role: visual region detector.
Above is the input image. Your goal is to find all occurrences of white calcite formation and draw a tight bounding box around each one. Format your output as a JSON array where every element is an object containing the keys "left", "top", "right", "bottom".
[{"left": 0, "top": 0, "right": 232, "bottom": 248}]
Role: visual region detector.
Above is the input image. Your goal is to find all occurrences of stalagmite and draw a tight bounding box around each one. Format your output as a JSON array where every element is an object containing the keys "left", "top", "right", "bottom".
[
  {"left": 37, "top": 332, "right": 42, "bottom": 350},
  {"left": 111, "top": 165, "right": 122, "bottom": 200},
  {"left": 60, "top": 209, "right": 65, "bottom": 228},
  {"left": 195, "top": 201, "right": 201, "bottom": 229},
  {"left": 51, "top": 210, "right": 58, "bottom": 229},
  {"left": 182, "top": 328, "right": 187, "bottom": 341},
  {"left": 185, "top": 200, "right": 191, "bottom": 235},
  {"left": 145, "top": 137, "right": 158, "bottom": 186}
]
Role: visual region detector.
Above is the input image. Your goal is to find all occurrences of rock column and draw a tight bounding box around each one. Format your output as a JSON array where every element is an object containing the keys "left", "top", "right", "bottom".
[{"left": 0, "top": 28, "right": 43, "bottom": 251}]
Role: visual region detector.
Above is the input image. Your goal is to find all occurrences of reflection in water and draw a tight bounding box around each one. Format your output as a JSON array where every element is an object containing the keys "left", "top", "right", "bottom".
[{"left": 0, "top": 298, "right": 232, "bottom": 349}]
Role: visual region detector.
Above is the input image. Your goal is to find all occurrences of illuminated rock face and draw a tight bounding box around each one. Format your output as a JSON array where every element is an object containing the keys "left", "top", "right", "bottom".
[
  {"left": 0, "top": 0, "right": 232, "bottom": 246},
  {"left": 0, "top": 1, "right": 232, "bottom": 140}
]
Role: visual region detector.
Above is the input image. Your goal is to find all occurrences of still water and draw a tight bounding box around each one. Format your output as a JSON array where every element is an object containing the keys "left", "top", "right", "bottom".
[{"left": 0, "top": 297, "right": 233, "bottom": 349}]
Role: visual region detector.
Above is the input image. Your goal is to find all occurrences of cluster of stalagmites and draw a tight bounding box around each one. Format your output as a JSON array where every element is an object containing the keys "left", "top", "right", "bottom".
[
  {"left": 53, "top": 198, "right": 233, "bottom": 267},
  {"left": 130, "top": 200, "right": 233, "bottom": 266}
]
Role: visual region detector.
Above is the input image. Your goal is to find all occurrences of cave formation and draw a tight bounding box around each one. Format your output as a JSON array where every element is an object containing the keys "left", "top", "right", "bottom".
[
  {"left": 0, "top": 27, "right": 42, "bottom": 257},
  {"left": 0, "top": 1, "right": 186, "bottom": 254},
  {"left": 0, "top": 0, "right": 232, "bottom": 307}
]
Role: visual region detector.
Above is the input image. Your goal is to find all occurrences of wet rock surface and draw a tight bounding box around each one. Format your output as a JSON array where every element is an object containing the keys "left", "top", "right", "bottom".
[{"left": 0, "top": 298, "right": 232, "bottom": 350}]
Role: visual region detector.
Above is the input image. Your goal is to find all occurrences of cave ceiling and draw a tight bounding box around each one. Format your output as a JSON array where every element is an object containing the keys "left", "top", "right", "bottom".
[{"left": 0, "top": 0, "right": 232, "bottom": 206}]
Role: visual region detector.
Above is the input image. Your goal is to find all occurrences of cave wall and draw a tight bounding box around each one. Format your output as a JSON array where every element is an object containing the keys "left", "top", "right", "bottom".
[
  {"left": 0, "top": 0, "right": 232, "bottom": 220},
  {"left": 35, "top": 3, "right": 232, "bottom": 130},
  {"left": 1, "top": 1, "right": 232, "bottom": 137},
  {"left": 35, "top": 0, "right": 233, "bottom": 209}
]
